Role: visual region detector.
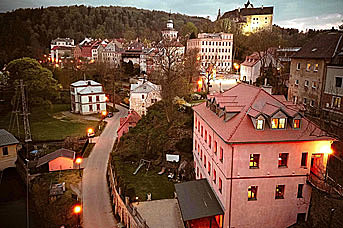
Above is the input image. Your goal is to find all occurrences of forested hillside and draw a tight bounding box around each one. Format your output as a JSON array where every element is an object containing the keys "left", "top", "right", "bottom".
[{"left": 0, "top": 5, "right": 209, "bottom": 67}]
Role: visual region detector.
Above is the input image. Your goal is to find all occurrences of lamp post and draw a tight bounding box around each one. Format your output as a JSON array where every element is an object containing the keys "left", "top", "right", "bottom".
[
  {"left": 73, "top": 204, "right": 82, "bottom": 228},
  {"left": 75, "top": 157, "right": 82, "bottom": 177},
  {"left": 87, "top": 128, "right": 94, "bottom": 143},
  {"left": 233, "top": 63, "right": 240, "bottom": 75}
]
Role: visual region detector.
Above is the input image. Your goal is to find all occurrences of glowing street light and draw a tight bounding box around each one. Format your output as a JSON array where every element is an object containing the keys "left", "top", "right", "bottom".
[
  {"left": 101, "top": 110, "right": 107, "bottom": 117},
  {"left": 233, "top": 62, "right": 240, "bottom": 75},
  {"left": 87, "top": 128, "right": 95, "bottom": 138},
  {"left": 75, "top": 157, "right": 82, "bottom": 177},
  {"left": 73, "top": 204, "right": 82, "bottom": 227}
]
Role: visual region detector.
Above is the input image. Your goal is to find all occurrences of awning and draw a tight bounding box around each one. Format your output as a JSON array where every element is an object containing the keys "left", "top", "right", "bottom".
[{"left": 175, "top": 179, "right": 224, "bottom": 221}]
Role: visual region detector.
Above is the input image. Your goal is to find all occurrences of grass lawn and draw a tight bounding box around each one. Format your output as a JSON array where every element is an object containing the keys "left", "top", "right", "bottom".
[
  {"left": 31, "top": 170, "right": 81, "bottom": 228},
  {"left": 82, "top": 143, "right": 95, "bottom": 158},
  {"left": 113, "top": 156, "right": 175, "bottom": 201},
  {"left": 0, "top": 104, "right": 99, "bottom": 141}
]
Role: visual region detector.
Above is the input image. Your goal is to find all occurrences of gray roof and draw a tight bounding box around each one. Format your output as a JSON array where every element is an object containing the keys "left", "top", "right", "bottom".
[
  {"left": 131, "top": 81, "right": 161, "bottom": 93},
  {"left": 71, "top": 80, "right": 101, "bottom": 87},
  {"left": 0, "top": 129, "right": 19, "bottom": 147},
  {"left": 79, "top": 86, "right": 104, "bottom": 94},
  {"left": 175, "top": 179, "right": 224, "bottom": 221},
  {"left": 36, "top": 148, "right": 75, "bottom": 167}
]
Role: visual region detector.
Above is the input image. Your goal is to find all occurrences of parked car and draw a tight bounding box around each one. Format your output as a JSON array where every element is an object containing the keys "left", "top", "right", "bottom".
[{"left": 107, "top": 112, "right": 113, "bottom": 118}]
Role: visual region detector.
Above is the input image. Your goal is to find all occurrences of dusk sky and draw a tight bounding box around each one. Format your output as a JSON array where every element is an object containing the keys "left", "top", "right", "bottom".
[{"left": 0, "top": 0, "right": 342, "bottom": 31}]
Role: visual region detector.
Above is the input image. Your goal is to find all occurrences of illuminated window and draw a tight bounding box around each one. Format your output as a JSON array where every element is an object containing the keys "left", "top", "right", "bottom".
[
  {"left": 306, "top": 63, "right": 311, "bottom": 71},
  {"left": 256, "top": 119, "right": 264, "bottom": 130},
  {"left": 312, "top": 81, "right": 317, "bottom": 89},
  {"left": 213, "top": 169, "right": 216, "bottom": 183},
  {"left": 219, "top": 178, "right": 222, "bottom": 193},
  {"left": 275, "top": 185, "right": 285, "bottom": 199},
  {"left": 278, "top": 153, "right": 288, "bottom": 167},
  {"left": 250, "top": 154, "right": 260, "bottom": 168},
  {"left": 272, "top": 118, "right": 286, "bottom": 129},
  {"left": 301, "top": 152, "right": 308, "bottom": 167},
  {"left": 332, "top": 96, "right": 341, "bottom": 109},
  {"left": 297, "top": 184, "right": 304, "bottom": 198},
  {"left": 314, "top": 64, "right": 319, "bottom": 72},
  {"left": 248, "top": 186, "right": 258, "bottom": 200},
  {"left": 293, "top": 119, "right": 301, "bottom": 129},
  {"left": 220, "top": 147, "right": 223, "bottom": 163}
]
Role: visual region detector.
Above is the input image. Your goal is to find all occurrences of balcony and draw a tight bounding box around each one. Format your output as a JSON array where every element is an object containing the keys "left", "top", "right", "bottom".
[{"left": 307, "top": 172, "right": 343, "bottom": 197}]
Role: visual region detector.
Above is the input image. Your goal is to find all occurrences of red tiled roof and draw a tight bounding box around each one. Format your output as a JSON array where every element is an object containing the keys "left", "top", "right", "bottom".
[
  {"left": 117, "top": 110, "right": 141, "bottom": 133},
  {"left": 193, "top": 83, "right": 333, "bottom": 143}
]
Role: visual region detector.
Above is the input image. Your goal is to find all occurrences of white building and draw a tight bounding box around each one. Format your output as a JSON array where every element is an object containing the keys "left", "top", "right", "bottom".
[
  {"left": 50, "top": 38, "right": 75, "bottom": 49},
  {"left": 129, "top": 80, "right": 162, "bottom": 116},
  {"left": 187, "top": 33, "right": 234, "bottom": 73},
  {"left": 161, "top": 19, "right": 178, "bottom": 40},
  {"left": 98, "top": 40, "right": 123, "bottom": 67},
  {"left": 240, "top": 51, "right": 277, "bottom": 84},
  {"left": 70, "top": 80, "right": 106, "bottom": 115}
]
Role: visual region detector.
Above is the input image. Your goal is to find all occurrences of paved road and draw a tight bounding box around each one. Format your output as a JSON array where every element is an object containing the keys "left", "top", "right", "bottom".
[{"left": 83, "top": 105, "right": 128, "bottom": 228}]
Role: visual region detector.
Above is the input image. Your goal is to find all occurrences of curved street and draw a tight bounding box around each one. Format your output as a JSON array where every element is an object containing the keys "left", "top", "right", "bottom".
[{"left": 82, "top": 105, "right": 128, "bottom": 228}]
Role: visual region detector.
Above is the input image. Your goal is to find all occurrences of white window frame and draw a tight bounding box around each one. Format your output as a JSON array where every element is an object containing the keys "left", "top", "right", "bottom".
[
  {"left": 295, "top": 79, "right": 299, "bottom": 86},
  {"left": 312, "top": 81, "right": 317, "bottom": 89},
  {"left": 331, "top": 96, "right": 342, "bottom": 109},
  {"left": 296, "top": 63, "right": 301, "bottom": 70},
  {"left": 314, "top": 64, "right": 319, "bottom": 72},
  {"left": 304, "top": 80, "right": 309, "bottom": 87},
  {"left": 306, "top": 63, "right": 311, "bottom": 71},
  {"left": 256, "top": 119, "right": 264, "bottom": 130}
]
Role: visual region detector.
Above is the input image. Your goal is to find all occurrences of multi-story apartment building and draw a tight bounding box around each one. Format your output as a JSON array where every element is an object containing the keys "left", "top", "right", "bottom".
[
  {"left": 70, "top": 80, "right": 106, "bottom": 115},
  {"left": 188, "top": 83, "right": 333, "bottom": 228},
  {"left": 187, "top": 33, "right": 233, "bottom": 73},
  {"left": 129, "top": 80, "right": 161, "bottom": 116},
  {"left": 288, "top": 32, "right": 343, "bottom": 110},
  {"left": 221, "top": 0, "right": 273, "bottom": 35},
  {"left": 50, "top": 38, "right": 75, "bottom": 63},
  {"left": 98, "top": 40, "right": 123, "bottom": 67},
  {"left": 50, "top": 38, "right": 75, "bottom": 49}
]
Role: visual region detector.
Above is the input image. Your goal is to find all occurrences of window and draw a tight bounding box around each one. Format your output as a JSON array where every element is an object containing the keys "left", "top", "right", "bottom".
[
  {"left": 304, "top": 80, "right": 309, "bottom": 87},
  {"left": 293, "top": 119, "right": 301, "bottom": 129},
  {"left": 195, "top": 140, "right": 197, "bottom": 150},
  {"left": 293, "top": 96, "right": 298, "bottom": 104},
  {"left": 278, "top": 153, "right": 288, "bottom": 167},
  {"left": 88, "top": 96, "right": 92, "bottom": 102},
  {"left": 295, "top": 79, "right": 299, "bottom": 86},
  {"left": 209, "top": 135, "right": 212, "bottom": 148},
  {"left": 297, "top": 184, "right": 304, "bottom": 198},
  {"left": 336, "top": 77, "right": 343, "bottom": 88},
  {"left": 219, "top": 178, "right": 222, "bottom": 193},
  {"left": 314, "top": 64, "right": 319, "bottom": 72},
  {"left": 201, "top": 126, "right": 203, "bottom": 137},
  {"left": 204, "top": 155, "right": 207, "bottom": 167},
  {"left": 208, "top": 162, "right": 211, "bottom": 175},
  {"left": 220, "top": 147, "right": 223, "bottom": 163},
  {"left": 89, "top": 105, "right": 93, "bottom": 111},
  {"left": 213, "top": 169, "right": 217, "bottom": 183},
  {"left": 204, "top": 130, "right": 207, "bottom": 142},
  {"left": 301, "top": 152, "right": 308, "bottom": 167},
  {"left": 303, "top": 98, "right": 307, "bottom": 105},
  {"left": 312, "top": 81, "right": 317, "bottom": 89},
  {"left": 2, "top": 147, "right": 8, "bottom": 156},
  {"left": 250, "top": 154, "right": 260, "bottom": 168},
  {"left": 310, "top": 100, "right": 315, "bottom": 107},
  {"left": 271, "top": 118, "right": 286, "bottom": 129},
  {"left": 256, "top": 119, "right": 264, "bottom": 130},
  {"left": 198, "top": 122, "right": 200, "bottom": 132},
  {"left": 248, "top": 186, "right": 258, "bottom": 200},
  {"left": 306, "top": 63, "right": 311, "bottom": 71},
  {"left": 197, "top": 167, "right": 199, "bottom": 177},
  {"left": 275, "top": 185, "right": 285, "bottom": 199},
  {"left": 214, "top": 141, "right": 217, "bottom": 155},
  {"left": 97, "top": 104, "right": 100, "bottom": 110},
  {"left": 332, "top": 96, "right": 341, "bottom": 108},
  {"left": 200, "top": 150, "right": 203, "bottom": 160},
  {"left": 296, "top": 63, "right": 301, "bottom": 70}
]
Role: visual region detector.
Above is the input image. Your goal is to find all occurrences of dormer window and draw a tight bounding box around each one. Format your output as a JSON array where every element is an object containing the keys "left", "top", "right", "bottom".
[
  {"left": 293, "top": 119, "right": 301, "bottom": 129},
  {"left": 271, "top": 118, "right": 286, "bottom": 129},
  {"left": 256, "top": 119, "right": 264, "bottom": 130}
]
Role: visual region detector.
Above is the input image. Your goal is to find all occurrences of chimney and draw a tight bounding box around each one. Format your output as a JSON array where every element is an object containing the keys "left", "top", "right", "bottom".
[
  {"left": 264, "top": 78, "right": 267, "bottom": 86},
  {"left": 261, "top": 5, "right": 264, "bottom": 9},
  {"left": 238, "top": 7, "right": 241, "bottom": 13},
  {"left": 88, "top": 80, "right": 91, "bottom": 86}
]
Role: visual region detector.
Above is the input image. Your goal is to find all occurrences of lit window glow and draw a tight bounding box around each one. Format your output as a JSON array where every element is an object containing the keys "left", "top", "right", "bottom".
[
  {"left": 293, "top": 119, "right": 301, "bottom": 129},
  {"left": 256, "top": 119, "right": 264, "bottom": 130}
]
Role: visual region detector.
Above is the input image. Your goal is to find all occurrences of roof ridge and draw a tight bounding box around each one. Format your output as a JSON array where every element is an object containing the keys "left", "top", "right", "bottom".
[{"left": 226, "top": 87, "right": 262, "bottom": 142}]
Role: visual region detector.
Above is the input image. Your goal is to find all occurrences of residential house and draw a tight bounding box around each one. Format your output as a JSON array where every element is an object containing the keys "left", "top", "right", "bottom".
[
  {"left": 50, "top": 38, "right": 74, "bottom": 49},
  {"left": 36, "top": 148, "right": 76, "bottom": 172},
  {"left": 51, "top": 46, "right": 74, "bottom": 64},
  {"left": 288, "top": 32, "right": 343, "bottom": 110},
  {"left": 191, "top": 83, "right": 333, "bottom": 228},
  {"left": 70, "top": 80, "right": 106, "bottom": 115},
  {"left": 122, "top": 40, "right": 148, "bottom": 73},
  {"left": 0, "top": 129, "right": 19, "bottom": 171},
  {"left": 240, "top": 50, "right": 277, "bottom": 84},
  {"left": 187, "top": 33, "right": 233, "bottom": 73},
  {"left": 117, "top": 110, "right": 141, "bottom": 141},
  {"left": 129, "top": 80, "right": 161, "bottom": 116},
  {"left": 221, "top": 0, "right": 273, "bottom": 35},
  {"left": 98, "top": 40, "right": 123, "bottom": 67}
]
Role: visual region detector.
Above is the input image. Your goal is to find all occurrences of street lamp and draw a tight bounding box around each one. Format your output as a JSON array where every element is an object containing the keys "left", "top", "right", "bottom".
[
  {"left": 233, "top": 63, "right": 240, "bottom": 75},
  {"left": 75, "top": 157, "right": 82, "bottom": 177},
  {"left": 73, "top": 204, "right": 82, "bottom": 228},
  {"left": 101, "top": 110, "right": 107, "bottom": 117}
]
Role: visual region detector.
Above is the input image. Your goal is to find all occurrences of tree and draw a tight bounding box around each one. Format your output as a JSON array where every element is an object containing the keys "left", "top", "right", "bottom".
[{"left": 5, "top": 57, "right": 61, "bottom": 106}]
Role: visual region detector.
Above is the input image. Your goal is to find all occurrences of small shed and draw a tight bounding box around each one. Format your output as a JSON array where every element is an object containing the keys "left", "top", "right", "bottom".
[{"left": 37, "top": 149, "right": 76, "bottom": 172}]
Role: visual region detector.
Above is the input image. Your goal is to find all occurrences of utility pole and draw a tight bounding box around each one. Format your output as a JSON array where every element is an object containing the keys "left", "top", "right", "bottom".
[{"left": 20, "top": 80, "right": 32, "bottom": 144}]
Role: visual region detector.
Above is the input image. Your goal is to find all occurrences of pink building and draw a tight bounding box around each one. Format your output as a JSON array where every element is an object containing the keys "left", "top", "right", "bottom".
[
  {"left": 117, "top": 110, "right": 141, "bottom": 141},
  {"left": 191, "top": 83, "right": 333, "bottom": 228},
  {"left": 36, "top": 149, "right": 76, "bottom": 172}
]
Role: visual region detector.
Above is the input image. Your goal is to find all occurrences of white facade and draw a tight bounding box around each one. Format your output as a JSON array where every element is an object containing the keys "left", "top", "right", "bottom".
[
  {"left": 129, "top": 80, "right": 162, "bottom": 116},
  {"left": 50, "top": 38, "right": 75, "bottom": 49},
  {"left": 70, "top": 80, "right": 106, "bottom": 115},
  {"left": 187, "top": 33, "right": 234, "bottom": 73},
  {"left": 162, "top": 19, "right": 179, "bottom": 40}
]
